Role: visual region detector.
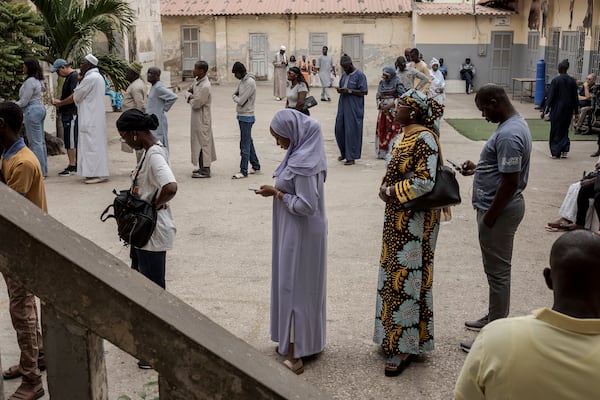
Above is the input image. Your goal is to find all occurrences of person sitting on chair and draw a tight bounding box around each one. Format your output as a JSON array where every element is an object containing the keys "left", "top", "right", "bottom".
[{"left": 574, "top": 73, "right": 596, "bottom": 134}]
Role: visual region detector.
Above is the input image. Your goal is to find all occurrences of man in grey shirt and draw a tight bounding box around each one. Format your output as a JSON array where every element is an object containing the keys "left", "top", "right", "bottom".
[{"left": 457, "top": 84, "right": 532, "bottom": 352}]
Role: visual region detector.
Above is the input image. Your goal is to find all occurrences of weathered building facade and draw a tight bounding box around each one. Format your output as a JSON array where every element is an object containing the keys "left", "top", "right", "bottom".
[{"left": 160, "top": 0, "right": 600, "bottom": 90}]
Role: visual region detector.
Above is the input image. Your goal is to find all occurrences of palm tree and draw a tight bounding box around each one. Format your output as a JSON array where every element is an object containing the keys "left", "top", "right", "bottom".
[{"left": 31, "top": 0, "right": 135, "bottom": 63}]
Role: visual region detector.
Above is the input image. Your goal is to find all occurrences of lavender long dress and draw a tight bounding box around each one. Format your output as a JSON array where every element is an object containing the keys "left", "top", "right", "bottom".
[{"left": 271, "top": 171, "right": 327, "bottom": 358}]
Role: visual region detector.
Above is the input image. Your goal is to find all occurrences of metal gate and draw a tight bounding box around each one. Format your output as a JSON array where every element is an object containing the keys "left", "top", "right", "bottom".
[
  {"left": 559, "top": 30, "right": 584, "bottom": 79},
  {"left": 181, "top": 26, "right": 200, "bottom": 78},
  {"left": 490, "top": 31, "right": 513, "bottom": 88},
  {"left": 591, "top": 26, "right": 600, "bottom": 78},
  {"left": 526, "top": 31, "right": 540, "bottom": 77},
  {"left": 545, "top": 28, "right": 560, "bottom": 82},
  {"left": 249, "top": 33, "right": 268, "bottom": 81},
  {"left": 341, "top": 34, "right": 363, "bottom": 71}
]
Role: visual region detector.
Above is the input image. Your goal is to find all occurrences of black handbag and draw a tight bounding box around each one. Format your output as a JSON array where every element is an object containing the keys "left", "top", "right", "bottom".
[
  {"left": 403, "top": 131, "right": 461, "bottom": 211},
  {"left": 303, "top": 95, "right": 318, "bottom": 110},
  {"left": 100, "top": 153, "right": 157, "bottom": 247}
]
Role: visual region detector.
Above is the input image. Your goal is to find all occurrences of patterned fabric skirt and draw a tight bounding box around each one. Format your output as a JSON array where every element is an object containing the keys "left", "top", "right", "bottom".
[{"left": 373, "top": 208, "right": 440, "bottom": 356}]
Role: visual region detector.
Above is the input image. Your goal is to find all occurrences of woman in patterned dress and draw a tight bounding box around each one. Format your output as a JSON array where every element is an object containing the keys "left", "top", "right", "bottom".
[{"left": 374, "top": 89, "right": 444, "bottom": 376}]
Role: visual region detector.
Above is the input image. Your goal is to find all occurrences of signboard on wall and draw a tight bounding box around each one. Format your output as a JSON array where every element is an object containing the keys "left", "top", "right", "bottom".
[{"left": 495, "top": 16, "right": 511, "bottom": 26}]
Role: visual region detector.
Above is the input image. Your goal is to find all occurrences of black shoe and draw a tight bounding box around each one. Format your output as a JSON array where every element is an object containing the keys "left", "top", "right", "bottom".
[
  {"left": 464, "top": 315, "right": 489, "bottom": 331},
  {"left": 384, "top": 354, "right": 416, "bottom": 377},
  {"left": 58, "top": 165, "right": 77, "bottom": 177},
  {"left": 337, "top": 156, "right": 345, "bottom": 162},
  {"left": 344, "top": 160, "right": 355, "bottom": 165},
  {"left": 137, "top": 360, "right": 152, "bottom": 369},
  {"left": 591, "top": 151, "right": 600, "bottom": 157},
  {"left": 460, "top": 339, "right": 474, "bottom": 353}
]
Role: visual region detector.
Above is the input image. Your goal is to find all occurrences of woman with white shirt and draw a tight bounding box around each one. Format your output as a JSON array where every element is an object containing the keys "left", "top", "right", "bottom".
[
  {"left": 286, "top": 66, "right": 310, "bottom": 115},
  {"left": 15, "top": 57, "right": 47, "bottom": 176},
  {"left": 116, "top": 109, "right": 178, "bottom": 370}
]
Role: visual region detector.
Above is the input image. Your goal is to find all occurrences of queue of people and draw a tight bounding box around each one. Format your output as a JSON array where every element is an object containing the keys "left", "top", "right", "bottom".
[{"left": 3, "top": 48, "right": 600, "bottom": 399}]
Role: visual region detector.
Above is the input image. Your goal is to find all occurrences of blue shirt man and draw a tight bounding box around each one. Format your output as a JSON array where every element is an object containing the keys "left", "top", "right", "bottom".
[{"left": 334, "top": 54, "right": 368, "bottom": 165}]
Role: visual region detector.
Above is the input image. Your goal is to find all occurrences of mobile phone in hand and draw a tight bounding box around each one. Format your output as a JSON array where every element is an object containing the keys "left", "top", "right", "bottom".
[
  {"left": 446, "top": 159, "right": 463, "bottom": 172},
  {"left": 248, "top": 185, "right": 260, "bottom": 191}
]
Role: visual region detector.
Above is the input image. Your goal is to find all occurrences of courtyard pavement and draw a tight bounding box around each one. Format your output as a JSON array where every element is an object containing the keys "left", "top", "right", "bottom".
[{"left": 0, "top": 82, "right": 595, "bottom": 399}]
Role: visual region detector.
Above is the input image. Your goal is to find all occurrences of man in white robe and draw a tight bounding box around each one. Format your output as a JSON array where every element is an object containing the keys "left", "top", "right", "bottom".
[
  {"left": 273, "top": 45, "right": 287, "bottom": 100},
  {"left": 73, "top": 54, "right": 109, "bottom": 184},
  {"left": 146, "top": 67, "right": 178, "bottom": 152}
]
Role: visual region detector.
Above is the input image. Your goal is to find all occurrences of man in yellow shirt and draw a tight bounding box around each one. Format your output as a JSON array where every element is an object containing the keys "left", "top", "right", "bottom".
[
  {"left": 0, "top": 102, "right": 47, "bottom": 400},
  {"left": 455, "top": 230, "right": 600, "bottom": 400}
]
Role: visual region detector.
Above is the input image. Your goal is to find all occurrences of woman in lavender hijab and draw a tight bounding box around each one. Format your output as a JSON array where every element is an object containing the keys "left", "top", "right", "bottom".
[{"left": 254, "top": 109, "right": 327, "bottom": 375}]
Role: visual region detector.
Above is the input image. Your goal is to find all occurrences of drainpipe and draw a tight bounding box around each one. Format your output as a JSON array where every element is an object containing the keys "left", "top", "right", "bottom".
[
  {"left": 411, "top": 0, "right": 416, "bottom": 47},
  {"left": 289, "top": 14, "right": 296, "bottom": 56}
]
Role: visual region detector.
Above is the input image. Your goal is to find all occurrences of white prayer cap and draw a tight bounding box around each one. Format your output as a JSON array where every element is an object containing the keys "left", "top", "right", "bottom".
[
  {"left": 280, "top": 45, "right": 286, "bottom": 51},
  {"left": 430, "top": 57, "right": 440, "bottom": 67},
  {"left": 84, "top": 54, "right": 98, "bottom": 66}
]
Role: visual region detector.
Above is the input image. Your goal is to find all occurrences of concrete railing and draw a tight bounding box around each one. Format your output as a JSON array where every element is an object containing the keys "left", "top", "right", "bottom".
[{"left": 0, "top": 184, "right": 328, "bottom": 399}]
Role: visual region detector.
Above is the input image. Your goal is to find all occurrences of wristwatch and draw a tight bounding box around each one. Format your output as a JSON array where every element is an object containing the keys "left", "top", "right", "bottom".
[{"left": 386, "top": 186, "right": 393, "bottom": 197}]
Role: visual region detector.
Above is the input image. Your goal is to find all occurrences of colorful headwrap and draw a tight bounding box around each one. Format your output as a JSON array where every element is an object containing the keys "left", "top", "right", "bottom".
[{"left": 400, "top": 89, "right": 444, "bottom": 131}]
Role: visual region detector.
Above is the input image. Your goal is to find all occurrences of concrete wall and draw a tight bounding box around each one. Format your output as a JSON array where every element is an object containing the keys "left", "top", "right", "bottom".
[
  {"left": 415, "top": 12, "right": 531, "bottom": 90},
  {"left": 128, "top": 0, "right": 163, "bottom": 70},
  {"left": 162, "top": 14, "right": 411, "bottom": 84}
]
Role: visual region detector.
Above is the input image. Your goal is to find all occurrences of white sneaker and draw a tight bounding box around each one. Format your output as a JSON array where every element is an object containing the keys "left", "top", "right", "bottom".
[{"left": 249, "top": 168, "right": 262, "bottom": 175}]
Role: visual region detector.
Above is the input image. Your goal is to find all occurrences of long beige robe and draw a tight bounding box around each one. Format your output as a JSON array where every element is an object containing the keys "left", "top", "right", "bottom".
[{"left": 189, "top": 76, "right": 216, "bottom": 167}]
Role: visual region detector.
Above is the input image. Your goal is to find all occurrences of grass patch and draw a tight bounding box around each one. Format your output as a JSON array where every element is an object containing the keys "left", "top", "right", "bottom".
[{"left": 445, "top": 118, "right": 596, "bottom": 141}]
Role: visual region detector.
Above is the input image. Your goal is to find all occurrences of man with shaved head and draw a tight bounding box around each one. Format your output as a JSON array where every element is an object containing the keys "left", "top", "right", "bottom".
[
  {"left": 455, "top": 231, "right": 600, "bottom": 399},
  {"left": 457, "top": 84, "right": 532, "bottom": 352},
  {"left": 146, "top": 67, "right": 178, "bottom": 153}
]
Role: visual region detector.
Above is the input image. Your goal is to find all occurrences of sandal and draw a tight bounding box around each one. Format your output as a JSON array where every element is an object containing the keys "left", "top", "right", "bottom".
[
  {"left": 283, "top": 359, "right": 304, "bottom": 375},
  {"left": 3, "top": 365, "right": 22, "bottom": 380},
  {"left": 547, "top": 218, "right": 571, "bottom": 229},
  {"left": 384, "top": 354, "right": 416, "bottom": 377},
  {"left": 9, "top": 382, "right": 44, "bottom": 400},
  {"left": 3, "top": 360, "right": 46, "bottom": 380},
  {"left": 231, "top": 173, "right": 247, "bottom": 179}
]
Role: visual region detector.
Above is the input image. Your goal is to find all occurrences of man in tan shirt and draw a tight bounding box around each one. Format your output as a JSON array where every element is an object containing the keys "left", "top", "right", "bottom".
[
  {"left": 122, "top": 61, "right": 147, "bottom": 160},
  {"left": 0, "top": 102, "right": 47, "bottom": 400},
  {"left": 409, "top": 48, "right": 432, "bottom": 94}
]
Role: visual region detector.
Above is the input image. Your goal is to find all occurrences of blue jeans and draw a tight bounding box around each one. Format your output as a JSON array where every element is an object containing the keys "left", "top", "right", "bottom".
[
  {"left": 462, "top": 71, "right": 473, "bottom": 93},
  {"left": 23, "top": 103, "right": 47, "bottom": 176},
  {"left": 238, "top": 120, "right": 260, "bottom": 176},
  {"left": 131, "top": 248, "right": 167, "bottom": 289}
]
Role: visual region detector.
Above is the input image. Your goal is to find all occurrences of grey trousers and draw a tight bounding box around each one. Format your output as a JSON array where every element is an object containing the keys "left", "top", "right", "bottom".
[{"left": 477, "top": 195, "right": 525, "bottom": 322}]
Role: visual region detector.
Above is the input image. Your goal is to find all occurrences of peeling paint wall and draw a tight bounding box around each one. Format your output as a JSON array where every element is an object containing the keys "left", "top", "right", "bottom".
[
  {"left": 127, "top": 0, "right": 163, "bottom": 70},
  {"left": 162, "top": 14, "right": 411, "bottom": 84}
]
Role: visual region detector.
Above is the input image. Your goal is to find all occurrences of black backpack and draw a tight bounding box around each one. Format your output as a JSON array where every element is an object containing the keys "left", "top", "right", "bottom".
[{"left": 100, "top": 152, "right": 157, "bottom": 247}]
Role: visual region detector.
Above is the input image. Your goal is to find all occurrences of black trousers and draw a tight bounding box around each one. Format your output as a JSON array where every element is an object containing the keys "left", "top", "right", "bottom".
[{"left": 575, "top": 180, "right": 600, "bottom": 226}]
